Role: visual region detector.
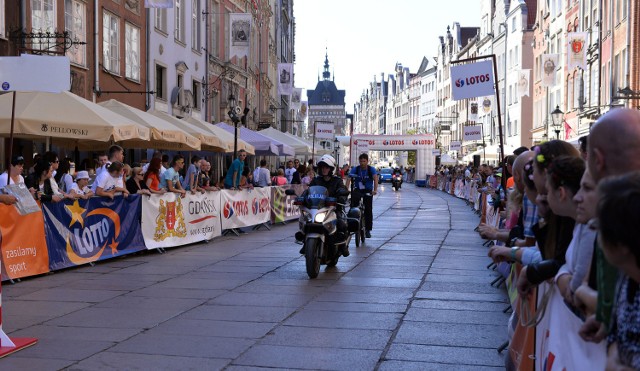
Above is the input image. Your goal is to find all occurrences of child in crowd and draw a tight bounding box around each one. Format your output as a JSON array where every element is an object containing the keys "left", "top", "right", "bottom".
[
  {"left": 95, "top": 162, "right": 129, "bottom": 199},
  {"left": 69, "top": 171, "right": 94, "bottom": 199}
]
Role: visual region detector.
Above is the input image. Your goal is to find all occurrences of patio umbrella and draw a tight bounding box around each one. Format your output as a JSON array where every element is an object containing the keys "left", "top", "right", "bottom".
[
  {"left": 149, "top": 110, "right": 226, "bottom": 152},
  {"left": 99, "top": 100, "right": 200, "bottom": 151},
  {"left": 183, "top": 116, "right": 255, "bottom": 155},
  {"left": 215, "top": 122, "right": 292, "bottom": 156},
  {"left": 258, "top": 127, "right": 312, "bottom": 155},
  {"left": 0, "top": 91, "right": 149, "bottom": 145}
]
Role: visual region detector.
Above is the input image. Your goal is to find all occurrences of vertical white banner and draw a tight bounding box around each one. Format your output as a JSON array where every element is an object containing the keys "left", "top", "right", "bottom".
[
  {"left": 481, "top": 96, "right": 493, "bottom": 114},
  {"left": 278, "top": 63, "right": 293, "bottom": 95},
  {"left": 141, "top": 192, "right": 222, "bottom": 249},
  {"left": 469, "top": 102, "right": 479, "bottom": 121},
  {"left": 229, "top": 13, "right": 251, "bottom": 59},
  {"left": 315, "top": 123, "right": 334, "bottom": 139},
  {"left": 290, "top": 88, "right": 302, "bottom": 110},
  {"left": 567, "top": 32, "right": 588, "bottom": 71},
  {"left": 220, "top": 188, "right": 271, "bottom": 230},
  {"left": 542, "top": 54, "right": 559, "bottom": 87},
  {"left": 463, "top": 125, "right": 482, "bottom": 141},
  {"left": 450, "top": 60, "right": 495, "bottom": 100},
  {"left": 299, "top": 101, "right": 308, "bottom": 120},
  {"left": 518, "top": 69, "right": 530, "bottom": 97}
]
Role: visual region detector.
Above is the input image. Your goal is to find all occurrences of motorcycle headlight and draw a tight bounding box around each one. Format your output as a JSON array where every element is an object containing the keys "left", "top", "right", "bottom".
[{"left": 314, "top": 212, "right": 327, "bottom": 223}]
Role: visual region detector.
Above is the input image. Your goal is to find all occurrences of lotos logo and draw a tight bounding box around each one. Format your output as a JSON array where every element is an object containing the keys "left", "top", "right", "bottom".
[
  {"left": 455, "top": 78, "right": 465, "bottom": 87},
  {"left": 412, "top": 139, "right": 433, "bottom": 145},
  {"left": 457, "top": 74, "right": 491, "bottom": 87},
  {"left": 383, "top": 140, "right": 389, "bottom": 145},
  {"left": 224, "top": 200, "right": 249, "bottom": 218},
  {"left": 223, "top": 202, "right": 235, "bottom": 219}
]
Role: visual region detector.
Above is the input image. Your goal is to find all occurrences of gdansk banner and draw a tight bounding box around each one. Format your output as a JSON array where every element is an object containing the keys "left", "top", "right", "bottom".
[
  {"left": 141, "top": 192, "right": 222, "bottom": 250},
  {"left": 450, "top": 60, "right": 495, "bottom": 100}
]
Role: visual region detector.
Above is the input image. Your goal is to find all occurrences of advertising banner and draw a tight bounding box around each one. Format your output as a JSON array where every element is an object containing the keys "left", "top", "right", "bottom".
[
  {"left": 432, "top": 149, "right": 441, "bottom": 156},
  {"left": 229, "top": 13, "right": 251, "bottom": 59},
  {"left": 450, "top": 141, "right": 462, "bottom": 151},
  {"left": 450, "top": 60, "right": 495, "bottom": 100},
  {"left": 567, "top": 32, "right": 588, "bottom": 71},
  {"left": 271, "top": 185, "right": 304, "bottom": 223},
  {"left": 141, "top": 192, "right": 221, "bottom": 250},
  {"left": 542, "top": 54, "right": 559, "bottom": 87},
  {"left": 0, "top": 204, "right": 50, "bottom": 280},
  {"left": 220, "top": 188, "right": 271, "bottom": 229},
  {"left": 469, "top": 102, "right": 479, "bottom": 121},
  {"left": 42, "top": 196, "right": 146, "bottom": 271},
  {"left": 356, "top": 140, "right": 370, "bottom": 156},
  {"left": 277, "top": 63, "right": 293, "bottom": 95},
  {"left": 315, "top": 123, "right": 334, "bottom": 139},
  {"left": 0, "top": 55, "right": 70, "bottom": 93},
  {"left": 464, "top": 125, "right": 482, "bottom": 141}
]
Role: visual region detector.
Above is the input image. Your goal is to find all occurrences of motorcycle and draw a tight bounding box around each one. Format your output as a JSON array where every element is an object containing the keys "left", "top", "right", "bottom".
[
  {"left": 392, "top": 173, "right": 402, "bottom": 191},
  {"left": 287, "top": 186, "right": 352, "bottom": 279}
]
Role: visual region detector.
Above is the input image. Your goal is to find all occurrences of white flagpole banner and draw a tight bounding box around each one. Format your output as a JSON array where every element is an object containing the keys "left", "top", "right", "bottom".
[
  {"left": 568, "top": 32, "right": 588, "bottom": 71},
  {"left": 315, "top": 122, "right": 334, "bottom": 139},
  {"left": 432, "top": 149, "right": 441, "bottom": 156},
  {"left": 542, "top": 54, "right": 559, "bottom": 87},
  {"left": 481, "top": 96, "right": 493, "bottom": 114},
  {"left": 229, "top": 13, "right": 251, "bottom": 59},
  {"left": 450, "top": 141, "right": 462, "bottom": 151},
  {"left": 450, "top": 60, "right": 495, "bottom": 100},
  {"left": 141, "top": 192, "right": 221, "bottom": 249},
  {"left": 220, "top": 188, "right": 271, "bottom": 230},
  {"left": 463, "top": 125, "right": 483, "bottom": 141},
  {"left": 144, "top": 0, "right": 173, "bottom": 8},
  {"left": 277, "top": 63, "right": 293, "bottom": 95},
  {"left": 299, "top": 101, "right": 308, "bottom": 120},
  {"left": 290, "top": 88, "right": 302, "bottom": 110},
  {"left": 518, "top": 69, "right": 530, "bottom": 97},
  {"left": 469, "top": 102, "right": 479, "bottom": 121}
]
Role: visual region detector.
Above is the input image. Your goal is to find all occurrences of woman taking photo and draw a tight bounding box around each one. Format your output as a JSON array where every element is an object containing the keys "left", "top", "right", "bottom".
[
  {"left": 143, "top": 158, "right": 166, "bottom": 194},
  {"left": 26, "top": 160, "right": 64, "bottom": 203}
]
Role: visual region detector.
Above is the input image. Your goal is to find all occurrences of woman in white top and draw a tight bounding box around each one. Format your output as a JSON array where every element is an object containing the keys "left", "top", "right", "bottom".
[
  {"left": 54, "top": 158, "right": 75, "bottom": 195},
  {"left": 0, "top": 154, "right": 26, "bottom": 192},
  {"left": 96, "top": 162, "right": 129, "bottom": 199}
]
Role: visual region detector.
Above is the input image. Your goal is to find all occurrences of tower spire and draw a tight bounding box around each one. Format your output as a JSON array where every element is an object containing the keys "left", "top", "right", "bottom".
[{"left": 322, "top": 47, "right": 331, "bottom": 80}]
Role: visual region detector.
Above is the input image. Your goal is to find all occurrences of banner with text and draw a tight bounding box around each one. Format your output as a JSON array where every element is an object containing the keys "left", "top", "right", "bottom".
[
  {"left": 277, "top": 63, "right": 293, "bottom": 95},
  {"left": 220, "top": 188, "right": 271, "bottom": 230},
  {"left": 229, "top": 13, "right": 251, "bottom": 59},
  {"left": 464, "top": 125, "right": 483, "bottom": 141},
  {"left": 0, "top": 203, "right": 50, "bottom": 280},
  {"left": 42, "top": 196, "right": 146, "bottom": 271},
  {"left": 271, "top": 185, "right": 304, "bottom": 223},
  {"left": 315, "top": 123, "right": 334, "bottom": 139},
  {"left": 141, "top": 192, "right": 221, "bottom": 250},
  {"left": 356, "top": 140, "right": 370, "bottom": 156},
  {"left": 450, "top": 60, "right": 495, "bottom": 100},
  {"left": 450, "top": 141, "right": 462, "bottom": 151}
]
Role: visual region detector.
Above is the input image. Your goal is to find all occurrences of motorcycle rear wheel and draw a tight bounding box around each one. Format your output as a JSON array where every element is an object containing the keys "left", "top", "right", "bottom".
[{"left": 305, "top": 238, "right": 321, "bottom": 279}]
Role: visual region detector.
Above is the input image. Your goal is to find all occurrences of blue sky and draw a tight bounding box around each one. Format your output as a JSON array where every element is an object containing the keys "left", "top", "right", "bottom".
[{"left": 294, "top": 0, "right": 481, "bottom": 110}]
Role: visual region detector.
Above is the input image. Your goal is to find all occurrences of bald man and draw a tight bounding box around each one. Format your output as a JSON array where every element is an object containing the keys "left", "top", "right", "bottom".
[{"left": 580, "top": 108, "right": 640, "bottom": 343}]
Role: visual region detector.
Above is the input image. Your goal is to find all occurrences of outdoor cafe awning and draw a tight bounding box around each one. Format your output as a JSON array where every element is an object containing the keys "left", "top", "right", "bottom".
[
  {"left": 183, "top": 116, "right": 255, "bottom": 155},
  {"left": 215, "top": 123, "right": 292, "bottom": 156},
  {"left": 149, "top": 110, "right": 226, "bottom": 152},
  {"left": 258, "top": 127, "right": 312, "bottom": 156}
]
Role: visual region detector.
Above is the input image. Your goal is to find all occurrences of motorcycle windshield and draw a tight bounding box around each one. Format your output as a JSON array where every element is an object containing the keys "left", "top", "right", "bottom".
[{"left": 305, "top": 186, "right": 329, "bottom": 209}]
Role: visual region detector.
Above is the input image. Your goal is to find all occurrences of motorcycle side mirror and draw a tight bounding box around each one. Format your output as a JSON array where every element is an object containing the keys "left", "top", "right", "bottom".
[
  {"left": 337, "top": 189, "right": 350, "bottom": 197},
  {"left": 285, "top": 189, "right": 296, "bottom": 196}
]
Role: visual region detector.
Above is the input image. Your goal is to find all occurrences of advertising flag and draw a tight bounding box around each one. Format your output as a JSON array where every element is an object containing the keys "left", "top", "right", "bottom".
[
  {"left": 482, "top": 96, "right": 493, "bottom": 114},
  {"left": 144, "top": 0, "right": 173, "bottom": 8},
  {"left": 290, "top": 88, "right": 302, "bottom": 110},
  {"left": 568, "top": 32, "right": 588, "bottom": 71},
  {"left": 542, "top": 54, "right": 559, "bottom": 87},
  {"left": 450, "top": 141, "right": 462, "bottom": 151},
  {"left": 518, "top": 69, "right": 530, "bottom": 97},
  {"left": 464, "top": 125, "right": 483, "bottom": 141},
  {"left": 450, "top": 60, "right": 495, "bottom": 100},
  {"left": 229, "top": 13, "right": 251, "bottom": 59},
  {"left": 277, "top": 63, "right": 293, "bottom": 95},
  {"left": 469, "top": 102, "right": 479, "bottom": 121},
  {"left": 315, "top": 122, "right": 334, "bottom": 139}
]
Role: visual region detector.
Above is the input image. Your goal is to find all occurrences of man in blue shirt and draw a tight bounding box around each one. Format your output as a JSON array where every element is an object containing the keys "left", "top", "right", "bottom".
[
  {"left": 224, "top": 149, "right": 247, "bottom": 189},
  {"left": 346, "top": 153, "right": 378, "bottom": 238}
]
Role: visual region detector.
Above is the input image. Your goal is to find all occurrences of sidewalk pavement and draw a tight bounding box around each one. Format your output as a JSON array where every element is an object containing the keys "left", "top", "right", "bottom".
[{"left": 2, "top": 184, "right": 509, "bottom": 370}]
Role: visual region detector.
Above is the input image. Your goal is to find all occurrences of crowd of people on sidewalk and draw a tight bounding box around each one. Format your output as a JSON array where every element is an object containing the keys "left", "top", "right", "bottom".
[{"left": 466, "top": 108, "right": 640, "bottom": 370}]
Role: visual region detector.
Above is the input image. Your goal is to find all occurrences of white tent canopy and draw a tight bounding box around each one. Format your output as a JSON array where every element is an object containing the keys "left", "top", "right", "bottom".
[
  {"left": 258, "top": 127, "right": 312, "bottom": 155},
  {"left": 462, "top": 144, "right": 517, "bottom": 163},
  {"left": 440, "top": 153, "right": 457, "bottom": 165}
]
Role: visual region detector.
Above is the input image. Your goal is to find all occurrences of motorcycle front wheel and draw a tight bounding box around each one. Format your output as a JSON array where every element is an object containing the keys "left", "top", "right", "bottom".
[{"left": 305, "top": 238, "right": 321, "bottom": 279}]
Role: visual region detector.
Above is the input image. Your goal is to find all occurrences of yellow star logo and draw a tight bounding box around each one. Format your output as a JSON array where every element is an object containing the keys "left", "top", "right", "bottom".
[
  {"left": 65, "top": 200, "right": 86, "bottom": 228},
  {"left": 109, "top": 238, "right": 119, "bottom": 255}
]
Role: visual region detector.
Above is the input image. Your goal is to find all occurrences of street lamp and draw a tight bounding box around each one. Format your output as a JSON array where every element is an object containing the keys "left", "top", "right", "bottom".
[
  {"left": 550, "top": 105, "right": 564, "bottom": 139},
  {"left": 333, "top": 137, "right": 340, "bottom": 168},
  {"left": 227, "top": 92, "right": 241, "bottom": 158}
]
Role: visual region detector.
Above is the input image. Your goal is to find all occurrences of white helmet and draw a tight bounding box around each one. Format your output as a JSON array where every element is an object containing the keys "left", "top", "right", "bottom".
[{"left": 317, "top": 154, "right": 336, "bottom": 171}]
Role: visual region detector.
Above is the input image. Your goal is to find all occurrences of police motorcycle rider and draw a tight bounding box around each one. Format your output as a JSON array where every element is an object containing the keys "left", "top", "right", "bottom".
[{"left": 297, "top": 154, "right": 351, "bottom": 257}]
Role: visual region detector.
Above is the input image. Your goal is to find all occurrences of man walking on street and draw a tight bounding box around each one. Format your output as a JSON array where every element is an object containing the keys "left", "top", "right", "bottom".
[{"left": 346, "top": 153, "right": 378, "bottom": 238}]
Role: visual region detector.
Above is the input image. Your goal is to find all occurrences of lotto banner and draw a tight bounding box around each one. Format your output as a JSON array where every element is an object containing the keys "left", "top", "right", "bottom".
[
  {"left": 141, "top": 192, "right": 221, "bottom": 250},
  {"left": 271, "top": 185, "right": 304, "bottom": 224},
  {"left": 0, "top": 203, "right": 50, "bottom": 280},
  {"left": 42, "top": 196, "right": 146, "bottom": 271},
  {"left": 220, "top": 188, "right": 271, "bottom": 230}
]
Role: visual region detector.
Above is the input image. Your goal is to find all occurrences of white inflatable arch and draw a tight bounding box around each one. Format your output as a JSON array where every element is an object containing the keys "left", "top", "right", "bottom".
[{"left": 340, "top": 134, "right": 436, "bottom": 186}]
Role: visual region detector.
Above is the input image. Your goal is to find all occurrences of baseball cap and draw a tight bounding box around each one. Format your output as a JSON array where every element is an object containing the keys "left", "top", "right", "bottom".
[
  {"left": 75, "top": 170, "right": 90, "bottom": 180},
  {"left": 11, "top": 154, "right": 25, "bottom": 166}
]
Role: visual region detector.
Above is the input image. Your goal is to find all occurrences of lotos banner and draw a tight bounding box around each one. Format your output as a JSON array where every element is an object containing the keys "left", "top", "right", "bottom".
[
  {"left": 450, "top": 60, "right": 495, "bottom": 100},
  {"left": 464, "top": 125, "right": 482, "bottom": 141},
  {"left": 271, "top": 185, "right": 304, "bottom": 223},
  {"left": 42, "top": 196, "right": 146, "bottom": 271},
  {"left": 141, "top": 192, "right": 221, "bottom": 250},
  {"left": 0, "top": 203, "right": 50, "bottom": 280},
  {"left": 220, "top": 188, "right": 271, "bottom": 230}
]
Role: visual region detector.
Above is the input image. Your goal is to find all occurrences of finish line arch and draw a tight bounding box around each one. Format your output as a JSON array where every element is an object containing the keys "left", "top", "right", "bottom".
[{"left": 342, "top": 134, "right": 436, "bottom": 186}]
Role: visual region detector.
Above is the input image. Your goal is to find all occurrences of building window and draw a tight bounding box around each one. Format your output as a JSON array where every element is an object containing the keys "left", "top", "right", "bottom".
[
  {"left": 192, "top": 79, "right": 201, "bottom": 110},
  {"left": 65, "top": 0, "right": 86, "bottom": 66},
  {"left": 31, "top": 0, "right": 56, "bottom": 51},
  {"left": 125, "top": 23, "right": 140, "bottom": 81},
  {"left": 102, "top": 11, "right": 119, "bottom": 74},
  {"left": 177, "top": 73, "right": 184, "bottom": 106},
  {"left": 155, "top": 8, "right": 167, "bottom": 33},
  {"left": 175, "top": 0, "right": 185, "bottom": 42},
  {"left": 156, "top": 64, "right": 166, "bottom": 100},
  {"left": 191, "top": 0, "right": 200, "bottom": 51}
]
